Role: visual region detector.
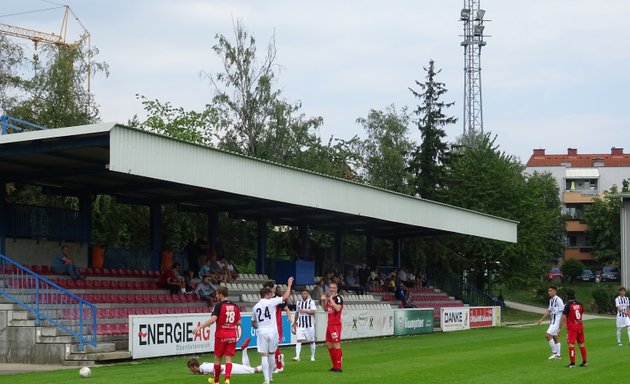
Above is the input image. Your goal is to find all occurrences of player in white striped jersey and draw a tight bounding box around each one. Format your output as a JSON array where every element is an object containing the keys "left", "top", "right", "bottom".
[
  {"left": 536, "top": 285, "right": 564, "bottom": 359},
  {"left": 292, "top": 288, "right": 317, "bottom": 362},
  {"left": 615, "top": 286, "right": 630, "bottom": 346},
  {"left": 252, "top": 277, "right": 294, "bottom": 384}
]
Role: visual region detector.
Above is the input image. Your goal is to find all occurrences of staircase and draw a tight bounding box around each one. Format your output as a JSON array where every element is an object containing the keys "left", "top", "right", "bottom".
[{"left": 0, "top": 300, "right": 131, "bottom": 365}]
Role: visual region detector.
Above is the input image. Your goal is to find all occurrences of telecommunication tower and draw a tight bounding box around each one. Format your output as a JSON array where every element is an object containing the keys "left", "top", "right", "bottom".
[{"left": 460, "top": 1, "right": 487, "bottom": 146}]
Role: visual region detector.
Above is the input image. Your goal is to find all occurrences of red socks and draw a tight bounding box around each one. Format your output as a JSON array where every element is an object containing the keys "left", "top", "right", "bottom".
[
  {"left": 213, "top": 364, "right": 221, "bottom": 383},
  {"left": 225, "top": 362, "right": 232, "bottom": 380},
  {"left": 579, "top": 346, "right": 587, "bottom": 363},
  {"left": 569, "top": 346, "right": 576, "bottom": 364},
  {"left": 275, "top": 349, "right": 283, "bottom": 369},
  {"left": 328, "top": 348, "right": 343, "bottom": 369}
]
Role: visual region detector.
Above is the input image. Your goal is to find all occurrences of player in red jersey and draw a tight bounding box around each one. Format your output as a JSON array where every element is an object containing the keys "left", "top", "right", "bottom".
[
  {"left": 321, "top": 281, "right": 343, "bottom": 372},
  {"left": 193, "top": 286, "right": 242, "bottom": 384},
  {"left": 561, "top": 289, "right": 587, "bottom": 368},
  {"left": 262, "top": 281, "right": 292, "bottom": 373}
]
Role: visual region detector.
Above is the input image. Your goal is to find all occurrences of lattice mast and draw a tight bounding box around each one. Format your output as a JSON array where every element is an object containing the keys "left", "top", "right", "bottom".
[{"left": 460, "top": 1, "right": 487, "bottom": 146}]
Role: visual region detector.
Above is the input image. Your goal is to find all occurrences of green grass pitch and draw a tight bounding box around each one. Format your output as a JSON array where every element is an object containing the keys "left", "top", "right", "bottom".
[{"left": 1, "top": 318, "right": 627, "bottom": 384}]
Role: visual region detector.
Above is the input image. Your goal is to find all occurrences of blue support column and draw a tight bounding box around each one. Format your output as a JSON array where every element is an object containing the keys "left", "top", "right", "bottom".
[
  {"left": 0, "top": 183, "right": 6, "bottom": 255},
  {"left": 208, "top": 211, "right": 219, "bottom": 251},
  {"left": 78, "top": 195, "right": 93, "bottom": 265},
  {"left": 393, "top": 238, "right": 402, "bottom": 268},
  {"left": 257, "top": 219, "right": 267, "bottom": 274},
  {"left": 365, "top": 235, "right": 373, "bottom": 264},
  {"left": 149, "top": 204, "right": 162, "bottom": 271},
  {"left": 299, "top": 225, "right": 309, "bottom": 260},
  {"left": 334, "top": 231, "right": 344, "bottom": 264}
]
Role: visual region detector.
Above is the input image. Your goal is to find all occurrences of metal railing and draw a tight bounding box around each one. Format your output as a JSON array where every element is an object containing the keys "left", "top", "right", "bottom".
[
  {"left": 427, "top": 268, "right": 504, "bottom": 313},
  {"left": 0, "top": 115, "right": 49, "bottom": 135},
  {"left": 0, "top": 254, "right": 97, "bottom": 350}
]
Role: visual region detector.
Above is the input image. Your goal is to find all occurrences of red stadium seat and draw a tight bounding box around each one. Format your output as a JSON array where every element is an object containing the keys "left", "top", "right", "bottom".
[
  {"left": 102, "top": 268, "right": 111, "bottom": 276},
  {"left": 133, "top": 281, "right": 142, "bottom": 290},
  {"left": 96, "top": 324, "right": 113, "bottom": 336},
  {"left": 93, "top": 268, "right": 102, "bottom": 276}
]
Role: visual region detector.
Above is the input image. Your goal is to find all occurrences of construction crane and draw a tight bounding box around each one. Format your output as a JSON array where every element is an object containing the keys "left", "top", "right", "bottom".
[{"left": 0, "top": 5, "right": 92, "bottom": 93}]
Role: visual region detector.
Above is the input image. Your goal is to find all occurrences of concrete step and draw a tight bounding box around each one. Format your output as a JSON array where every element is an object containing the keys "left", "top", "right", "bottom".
[
  {"left": 37, "top": 335, "right": 75, "bottom": 344},
  {"left": 66, "top": 350, "right": 131, "bottom": 362},
  {"left": 62, "top": 360, "right": 96, "bottom": 367},
  {"left": 69, "top": 342, "right": 116, "bottom": 354}
]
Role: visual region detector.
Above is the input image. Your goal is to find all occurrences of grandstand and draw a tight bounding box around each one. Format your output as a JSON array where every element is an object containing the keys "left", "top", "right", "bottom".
[{"left": 0, "top": 260, "right": 463, "bottom": 365}]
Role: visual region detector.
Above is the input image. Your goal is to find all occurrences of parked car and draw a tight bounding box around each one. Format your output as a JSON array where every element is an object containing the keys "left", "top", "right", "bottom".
[
  {"left": 547, "top": 266, "right": 563, "bottom": 282},
  {"left": 579, "top": 269, "right": 595, "bottom": 282},
  {"left": 601, "top": 266, "right": 620, "bottom": 282}
]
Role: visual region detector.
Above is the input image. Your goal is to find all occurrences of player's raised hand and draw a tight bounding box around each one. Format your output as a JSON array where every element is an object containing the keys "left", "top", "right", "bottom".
[
  {"left": 288, "top": 276, "right": 294, "bottom": 286},
  {"left": 321, "top": 293, "right": 327, "bottom": 302}
]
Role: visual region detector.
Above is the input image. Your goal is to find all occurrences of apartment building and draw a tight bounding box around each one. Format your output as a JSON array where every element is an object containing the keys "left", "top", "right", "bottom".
[{"left": 525, "top": 147, "right": 630, "bottom": 263}]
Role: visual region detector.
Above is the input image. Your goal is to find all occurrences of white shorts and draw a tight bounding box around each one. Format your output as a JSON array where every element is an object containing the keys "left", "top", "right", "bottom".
[
  {"left": 296, "top": 327, "right": 315, "bottom": 342},
  {"left": 230, "top": 363, "right": 256, "bottom": 375},
  {"left": 616, "top": 316, "right": 630, "bottom": 328},
  {"left": 256, "top": 329, "right": 279, "bottom": 354},
  {"left": 546, "top": 321, "right": 561, "bottom": 336}
]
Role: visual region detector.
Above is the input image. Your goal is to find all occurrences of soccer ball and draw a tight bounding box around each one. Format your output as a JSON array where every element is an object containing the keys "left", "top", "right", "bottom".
[{"left": 79, "top": 367, "right": 91, "bottom": 378}]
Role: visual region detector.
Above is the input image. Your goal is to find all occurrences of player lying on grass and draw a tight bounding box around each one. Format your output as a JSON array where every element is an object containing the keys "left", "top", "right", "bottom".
[{"left": 187, "top": 338, "right": 262, "bottom": 375}]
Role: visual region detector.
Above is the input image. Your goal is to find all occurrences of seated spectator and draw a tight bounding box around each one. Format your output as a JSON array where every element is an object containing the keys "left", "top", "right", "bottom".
[
  {"left": 394, "top": 282, "right": 414, "bottom": 308},
  {"left": 311, "top": 278, "right": 325, "bottom": 300},
  {"left": 183, "top": 269, "right": 197, "bottom": 293},
  {"left": 368, "top": 267, "right": 383, "bottom": 290},
  {"left": 160, "top": 262, "right": 186, "bottom": 294},
  {"left": 194, "top": 275, "right": 217, "bottom": 306},
  {"left": 345, "top": 270, "right": 360, "bottom": 293},
  {"left": 358, "top": 263, "right": 371, "bottom": 294},
  {"left": 224, "top": 258, "right": 240, "bottom": 282},
  {"left": 51, "top": 245, "right": 83, "bottom": 280},
  {"left": 198, "top": 255, "right": 223, "bottom": 283}
]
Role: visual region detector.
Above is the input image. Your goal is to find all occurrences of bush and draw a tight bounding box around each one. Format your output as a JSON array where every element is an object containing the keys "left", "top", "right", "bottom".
[
  {"left": 561, "top": 259, "right": 584, "bottom": 283},
  {"left": 592, "top": 286, "right": 617, "bottom": 314}
]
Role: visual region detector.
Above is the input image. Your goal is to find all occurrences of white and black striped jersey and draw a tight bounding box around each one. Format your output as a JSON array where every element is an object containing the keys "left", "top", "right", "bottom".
[
  {"left": 548, "top": 295, "right": 564, "bottom": 324},
  {"left": 616, "top": 295, "right": 629, "bottom": 318},
  {"left": 295, "top": 298, "right": 316, "bottom": 329}
]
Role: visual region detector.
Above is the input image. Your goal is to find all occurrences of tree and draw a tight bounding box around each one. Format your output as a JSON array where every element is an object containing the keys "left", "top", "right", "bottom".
[
  {"left": 443, "top": 134, "right": 564, "bottom": 289},
  {"left": 583, "top": 180, "right": 629, "bottom": 265},
  {"left": 207, "top": 20, "right": 324, "bottom": 166},
  {"left": 356, "top": 104, "right": 414, "bottom": 193},
  {"left": 561, "top": 258, "right": 584, "bottom": 284},
  {"left": 0, "top": 35, "right": 25, "bottom": 113},
  {"left": 407, "top": 60, "right": 457, "bottom": 201}
]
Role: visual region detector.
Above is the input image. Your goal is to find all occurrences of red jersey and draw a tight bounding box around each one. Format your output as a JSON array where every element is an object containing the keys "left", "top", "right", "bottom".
[
  {"left": 327, "top": 295, "right": 344, "bottom": 326},
  {"left": 563, "top": 300, "right": 584, "bottom": 331},
  {"left": 211, "top": 300, "right": 241, "bottom": 340}
]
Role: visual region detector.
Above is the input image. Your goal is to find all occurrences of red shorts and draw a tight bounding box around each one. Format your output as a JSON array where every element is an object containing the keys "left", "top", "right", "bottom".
[
  {"left": 566, "top": 328, "right": 585, "bottom": 344},
  {"left": 326, "top": 324, "right": 342, "bottom": 343},
  {"left": 214, "top": 338, "right": 236, "bottom": 357}
]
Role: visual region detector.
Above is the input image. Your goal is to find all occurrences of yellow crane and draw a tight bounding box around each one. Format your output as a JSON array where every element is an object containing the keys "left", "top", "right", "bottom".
[{"left": 0, "top": 5, "right": 92, "bottom": 93}]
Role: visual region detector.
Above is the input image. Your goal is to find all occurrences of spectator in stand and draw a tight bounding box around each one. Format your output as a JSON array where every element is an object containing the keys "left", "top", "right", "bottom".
[
  {"left": 345, "top": 270, "right": 359, "bottom": 293},
  {"left": 368, "top": 267, "right": 383, "bottom": 290},
  {"left": 358, "top": 263, "right": 371, "bottom": 295},
  {"left": 394, "top": 282, "right": 414, "bottom": 308},
  {"left": 199, "top": 254, "right": 224, "bottom": 283},
  {"left": 184, "top": 236, "right": 200, "bottom": 276},
  {"left": 397, "top": 267, "right": 409, "bottom": 286},
  {"left": 225, "top": 259, "right": 240, "bottom": 281},
  {"left": 195, "top": 275, "right": 218, "bottom": 306},
  {"left": 51, "top": 245, "right": 84, "bottom": 280},
  {"left": 183, "top": 269, "right": 197, "bottom": 293},
  {"left": 160, "top": 262, "right": 186, "bottom": 294},
  {"left": 311, "top": 278, "right": 325, "bottom": 301}
]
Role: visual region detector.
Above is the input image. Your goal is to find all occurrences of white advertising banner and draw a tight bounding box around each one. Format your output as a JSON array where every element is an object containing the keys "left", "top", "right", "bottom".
[
  {"left": 129, "top": 314, "right": 215, "bottom": 359},
  {"left": 314, "top": 308, "right": 393, "bottom": 340},
  {"left": 440, "top": 307, "right": 470, "bottom": 332}
]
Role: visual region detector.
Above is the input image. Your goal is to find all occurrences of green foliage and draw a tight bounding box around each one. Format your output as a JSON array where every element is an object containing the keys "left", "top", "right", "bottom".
[
  {"left": 0, "top": 35, "right": 25, "bottom": 111},
  {"left": 592, "top": 285, "right": 617, "bottom": 314},
  {"left": 561, "top": 259, "right": 584, "bottom": 283},
  {"left": 355, "top": 105, "right": 414, "bottom": 193},
  {"left": 407, "top": 59, "right": 457, "bottom": 201},
  {"left": 583, "top": 181, "right": 629, "bottom": 265}
]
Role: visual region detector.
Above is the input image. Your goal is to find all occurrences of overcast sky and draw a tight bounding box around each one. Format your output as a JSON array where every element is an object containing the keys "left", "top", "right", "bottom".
[{"left": 2, "top": 0, "right": 629, "bottom": 162}]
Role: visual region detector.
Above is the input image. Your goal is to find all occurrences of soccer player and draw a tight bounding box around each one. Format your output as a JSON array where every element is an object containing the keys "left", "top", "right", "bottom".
[
  {"left": 192, "top": 286, "right": 242, "bottom": 384},
  {"left": 253, "top": 277, "right": 294, "bottom": 384},
  {"left": 615, "top": 286, "right": 630, "bottom": 346},
  {"left": 262, "top": 281, "right": 292, "bottom": 373},
  {"left": 536, "top": 285, "right": 564, "bottom": 360},
  {"left": 292, "top": 288, "right": 317, "bottom": 362},
  {"left": 561, "top": 289, "right": 587, "bottom": 368},
  {"left": 187, "top": 338, "right": 263, "bottom": 375},
  {"left": 321, "top": 281, "right": 343, "bottom": 372}
]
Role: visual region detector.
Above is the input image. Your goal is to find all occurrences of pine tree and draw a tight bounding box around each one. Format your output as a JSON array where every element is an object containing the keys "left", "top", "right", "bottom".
[{"left": 407, "top": 60, "right": 457, "bottom": 201}]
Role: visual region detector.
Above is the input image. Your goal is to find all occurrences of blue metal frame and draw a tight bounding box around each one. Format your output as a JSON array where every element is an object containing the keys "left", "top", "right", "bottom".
[
  {"left": 0, "top": 115, "right": 49, "bottom": 135},
  {"left": 0, "top": 254, "right": 97, "bottom": 350}
]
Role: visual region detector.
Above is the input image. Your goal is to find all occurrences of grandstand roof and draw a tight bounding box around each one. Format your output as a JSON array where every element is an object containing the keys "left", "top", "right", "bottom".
[{"left": 0, "top": 123, "right": 517, "bottom": 242}]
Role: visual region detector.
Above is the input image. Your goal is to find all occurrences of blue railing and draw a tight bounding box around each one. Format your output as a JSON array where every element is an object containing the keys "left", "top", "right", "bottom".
[
  {"left": 428, "top": 268, "right": 504, "bottom": 314},
  {"left": 0, "top": 254, "right": 97, "bottom": 350},
  {"left": 0, "top": 115, "right": 49, "bottom": 135}
]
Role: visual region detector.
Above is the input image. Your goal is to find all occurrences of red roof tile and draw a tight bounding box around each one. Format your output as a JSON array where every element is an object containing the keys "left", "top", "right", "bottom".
[{"left": 526, "top": 149, "right": 630, "bottom": 167}]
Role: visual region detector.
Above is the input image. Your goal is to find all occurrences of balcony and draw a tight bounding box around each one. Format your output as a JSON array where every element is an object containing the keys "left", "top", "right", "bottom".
[
  {"left": 564, "top": 247, "right": 594, "bottom": 261},
  {"left": 563, "top": 191, "right": 597, "bottom": 204},
  {"left": 565, "top": 220, "right": 588, "bottom": 232}
]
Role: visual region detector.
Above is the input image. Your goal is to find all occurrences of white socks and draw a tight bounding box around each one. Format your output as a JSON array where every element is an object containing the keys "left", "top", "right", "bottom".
[
  {"left": 295, "top": 343, "right": 302, "bottom": 359},
  {"left": 267, "top": 355, "right": 275, "bottom": 380},
  {"left": 310, "top": 342, "right": 316, "bottom": 359},
  {"left": 261, "top": 355, "right": 270, "bottom": 383}
]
